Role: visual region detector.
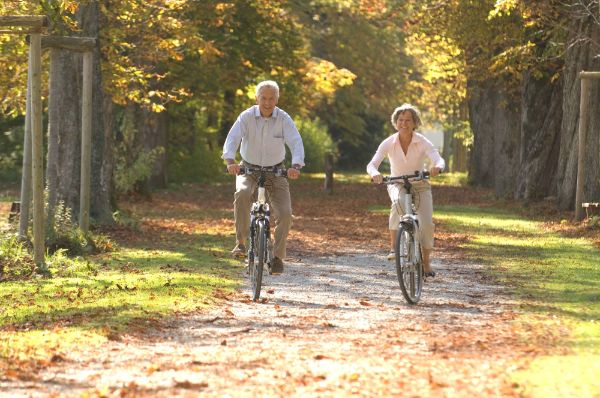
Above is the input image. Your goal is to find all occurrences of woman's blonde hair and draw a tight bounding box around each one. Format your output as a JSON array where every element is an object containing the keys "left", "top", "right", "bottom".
[{"left": 390, "top": 103, "right": 422, "bottom": 130}]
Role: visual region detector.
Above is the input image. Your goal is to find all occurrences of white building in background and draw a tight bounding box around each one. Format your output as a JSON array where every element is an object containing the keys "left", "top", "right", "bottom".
[{"left": 421, "top": 124, "right": 444, "bottom": 153}]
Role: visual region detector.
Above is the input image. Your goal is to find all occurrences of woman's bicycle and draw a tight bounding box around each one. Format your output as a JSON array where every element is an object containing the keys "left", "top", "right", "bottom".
[
  {"left": 239, "top": 165, "right": 288, "bottom": 302},
  {"left": 382, "top": 170, "right": 430, "bottom": 304}
]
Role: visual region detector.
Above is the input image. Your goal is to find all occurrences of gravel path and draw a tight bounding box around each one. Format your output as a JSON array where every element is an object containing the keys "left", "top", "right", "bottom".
[{"left": 1, "top": 251, "right": 525, "bottom": 397}]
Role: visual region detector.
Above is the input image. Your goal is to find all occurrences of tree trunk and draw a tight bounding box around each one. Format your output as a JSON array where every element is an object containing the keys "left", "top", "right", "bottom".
[
  {"left": 46, "top": 48, "right": 81, "bottom": 219},
  {"left": 442, "top": 128, "right": 454, "bottom": 170},
  {"left": 467, "top": 79, "right": 495, "bottom": 188},
  {"left": 516, "top": 70, "right": 563, "bottom": 201},
  {"left": 137, "top": 105, "right": 168, "bottom": 191},
  {"left": 557, "top": 5, "right": 600, "bottom": 210},
  {"left": 467, "top": 79, "right": 520, "bottom": 197},
  {"left": 218, "top": 89, "right": 236, "bottom": 146},
  {"left": 46, "top": 3, "right": 114, "bottom": 225},
  {"left": 79, "top": 2, "right": 114, "bottom": 224}
]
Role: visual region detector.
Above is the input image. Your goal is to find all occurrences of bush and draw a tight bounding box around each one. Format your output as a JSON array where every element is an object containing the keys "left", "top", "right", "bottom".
[
  {"left": 0, "top": 234, "right": 35, "bottom": 280},
  {"left": 293, "top": 117, "right": 338, "bottom": 172},
  {"left": 45, "top": 200, "right": 114, "bottom": 256},
  {"left": 168, "top": 139, "right": 224, "bottom": 183}
]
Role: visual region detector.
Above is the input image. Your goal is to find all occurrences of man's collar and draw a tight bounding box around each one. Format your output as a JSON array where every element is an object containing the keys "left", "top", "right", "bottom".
[{"left": 254, "top": 105, "right": 279, "bottom": 118}]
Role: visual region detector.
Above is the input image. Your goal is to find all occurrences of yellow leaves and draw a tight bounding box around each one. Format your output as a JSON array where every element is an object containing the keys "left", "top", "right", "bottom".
[
  {"left": 304, "top": 59, "right": 356, "bottom": 97},
  {"left": 61, "top": 0, "right": 79, "bottom": 14},
  {"left": 489, "top": 0, "right": 519, "bottom": 20},
  {"left": 215, "top": 2, "right": 235, "bottom": 12},
  {"left": 151, "top": 103, "right": 166, "bottom": 113}
]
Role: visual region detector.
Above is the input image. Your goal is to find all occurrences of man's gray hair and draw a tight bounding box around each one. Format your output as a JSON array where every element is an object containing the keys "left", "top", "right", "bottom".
[
  {"left": 255, "top": 80, "right": 280, "bottom": 98},
  {"left": 391, "top": 103, "right": 422, "bottom": 129}
]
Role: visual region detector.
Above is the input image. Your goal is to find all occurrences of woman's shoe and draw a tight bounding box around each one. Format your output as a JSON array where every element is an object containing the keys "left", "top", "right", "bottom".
[{"left": 424, "top": 271, "right": 436, "bottom": 278}]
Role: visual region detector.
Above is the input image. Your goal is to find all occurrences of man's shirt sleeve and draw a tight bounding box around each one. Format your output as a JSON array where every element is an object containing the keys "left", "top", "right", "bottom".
[
  {"left": 222, "top": 115, "right": 243, "bottom": 160},
  {"left": 283, "top": 116, "right": 305, "bottom": 167}
]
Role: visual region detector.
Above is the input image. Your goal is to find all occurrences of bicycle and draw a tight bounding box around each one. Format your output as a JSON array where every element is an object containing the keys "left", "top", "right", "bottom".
[
  {"left": 381, "top": 170, "right": 431, "bottom": 304},
  {"left": 238, "top": 165, "right": 288, "bottom": 302}
]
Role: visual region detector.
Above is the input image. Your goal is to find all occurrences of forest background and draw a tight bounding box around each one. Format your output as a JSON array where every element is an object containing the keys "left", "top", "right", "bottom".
[{"left": 1, "top": 0, "right": 600, "bottom": 228}]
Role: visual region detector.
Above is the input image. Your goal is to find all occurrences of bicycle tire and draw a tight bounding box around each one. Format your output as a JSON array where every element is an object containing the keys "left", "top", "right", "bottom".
[
  {"left": 395, "top": 223, "right": 423, "bottom": 304},
  {"left": 251, "top": 219, "right": 267, "bottom": 302}
]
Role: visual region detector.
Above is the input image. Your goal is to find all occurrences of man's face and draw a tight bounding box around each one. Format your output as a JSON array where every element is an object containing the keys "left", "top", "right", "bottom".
[{"left": 256, "top": 87, "right": 278, "bottom": 117}]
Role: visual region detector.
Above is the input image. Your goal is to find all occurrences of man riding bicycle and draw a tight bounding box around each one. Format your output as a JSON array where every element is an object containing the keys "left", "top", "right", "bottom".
[{"left": 222, "top": 80, "right": 305, "bottom": 274}]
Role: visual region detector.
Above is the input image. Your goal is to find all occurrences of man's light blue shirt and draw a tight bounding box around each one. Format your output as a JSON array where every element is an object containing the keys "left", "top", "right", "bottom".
[{"left": 222, "top": 105, "right": 305, "bottom": 167}]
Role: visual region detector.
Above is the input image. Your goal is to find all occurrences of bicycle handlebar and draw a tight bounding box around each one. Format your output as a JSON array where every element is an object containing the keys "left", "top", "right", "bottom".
[
  {"left": 380, "top": 170, "right": 430, "bottom": 184},
  {"left": 238, "top": 165, "right": 288, "bottom": 178}
]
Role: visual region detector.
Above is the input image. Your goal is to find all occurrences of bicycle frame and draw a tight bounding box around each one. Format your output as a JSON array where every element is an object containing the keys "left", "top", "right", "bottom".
[
  {"left": 382, "top": 170, "right": 430, "bottom": 304},
  {"left": 248, "top": 171, "right": 272, "bottom": 269},
  {"left": 239, "top": 165, "right": 287, "bottom": 301}
]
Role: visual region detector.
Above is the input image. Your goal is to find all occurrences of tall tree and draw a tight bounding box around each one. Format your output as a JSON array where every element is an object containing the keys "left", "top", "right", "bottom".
[
  {"left": 44, "top": 1, "right": 113, "bottom": 223},
  {"left": 557, "top": 1, "right": 600, "bottom": 209}
]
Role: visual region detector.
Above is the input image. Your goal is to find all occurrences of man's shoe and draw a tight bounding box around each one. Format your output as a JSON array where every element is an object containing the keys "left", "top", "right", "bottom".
[
  {"left": 270, "top": 257, "right": 284, "bottom": 275},
  {"left": 231, "top": 244, "right": 247, "bottom": 259},
  {"left": 386, "top": 251, "right": 395, "bottom": 261}
]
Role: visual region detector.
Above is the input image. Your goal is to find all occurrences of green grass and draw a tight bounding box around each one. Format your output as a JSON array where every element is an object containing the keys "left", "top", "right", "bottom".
[
  {"left": 304, "top": 171, "right": 371, "bottom": 184},
  {"left": 368, "top": 173, "right": 599, "bottom": 397},
  {"left": 433, "top": 171, "right": 468, "bottom": 186},
  {"left": 0, "top": 193, "right": 241, "bottom": 364},
  {"left": 436, "top": 204, "right": 600, "bottom": 397}
]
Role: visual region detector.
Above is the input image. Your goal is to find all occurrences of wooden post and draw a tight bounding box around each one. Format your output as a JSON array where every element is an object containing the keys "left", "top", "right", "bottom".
[
  {"left": 79, "top": 51, "right": 93, "bottom": 232},
  {"left": 574, "top": 71, "right": 600, "bottom": 220},
  {"left": 2, "top": 16, "right": 48, "bottom": 268},
  {"left": 18, "top": 54, "right": 33, "bottom": 239},
  {"left": 30, "top": 32, "right": 46, "bottom": 269},
  {"left": 38, "top": 36, "right": 96, "bottom": 232},
  {"left": 324, "top": 152, "right": 334, "bottom": 194}
]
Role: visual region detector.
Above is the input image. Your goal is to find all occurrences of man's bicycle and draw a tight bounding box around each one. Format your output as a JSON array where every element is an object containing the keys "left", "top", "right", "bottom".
[
  {"left": 239, "top": 165, "right": 288, "bottom": 302},
  {"left": 382, "top": 170, "right": 430, "bottom": 304}
]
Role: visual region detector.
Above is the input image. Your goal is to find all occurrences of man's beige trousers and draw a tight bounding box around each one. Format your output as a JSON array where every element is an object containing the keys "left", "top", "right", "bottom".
[{"left": 234, "top": 173, "right": 292, "bottom": 259}]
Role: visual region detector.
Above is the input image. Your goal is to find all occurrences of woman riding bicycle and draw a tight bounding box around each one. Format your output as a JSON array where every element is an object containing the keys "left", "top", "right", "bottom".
[{"left": 367, "top": 104, "right": 445, "bottom": 277}]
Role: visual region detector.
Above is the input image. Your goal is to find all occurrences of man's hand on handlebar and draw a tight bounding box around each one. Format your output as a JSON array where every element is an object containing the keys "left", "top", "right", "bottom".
[
  {"left": 371, "top": 174, "right": 383, "bottom": 184},
  {"left": 287, "top": 167, "right": 300, "bottom": 180},
  {"left": 226, "top": 163, "right": 240, "bottom": 176}
]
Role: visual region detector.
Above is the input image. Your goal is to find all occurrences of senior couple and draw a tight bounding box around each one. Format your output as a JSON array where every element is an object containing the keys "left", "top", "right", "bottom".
[{"left": 222, "top": 80, "right": 445, "bottom": 276}]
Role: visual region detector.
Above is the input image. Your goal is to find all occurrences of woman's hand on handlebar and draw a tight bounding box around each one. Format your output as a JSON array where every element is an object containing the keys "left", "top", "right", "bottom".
[
  {"left": 371, "top": 174, "right": 383, "bottom": 184},
  {"left": 227, "top": 163, "right": 240, "bottom": 176},
  {"left": 429, "top": 167, "right": 442, "bottom": 177}
]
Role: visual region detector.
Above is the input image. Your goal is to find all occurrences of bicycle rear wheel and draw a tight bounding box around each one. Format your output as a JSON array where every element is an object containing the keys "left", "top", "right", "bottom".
[
  {"left": 251, "top": 220, "right": 267, "bottom": 302},
  {"left": 395, "top": 224, "right": 423, "bottom": 304}
]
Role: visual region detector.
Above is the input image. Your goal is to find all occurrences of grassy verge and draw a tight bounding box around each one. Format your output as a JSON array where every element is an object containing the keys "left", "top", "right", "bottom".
[
  {"left": 434, "top": 204, "right": 600, "bottom": 397},
  {"left": 0, "top": 184, "right": 241, "bottom": 371},
  {"left": 367, "top": 172, "right": 599, "bottom": 397}
]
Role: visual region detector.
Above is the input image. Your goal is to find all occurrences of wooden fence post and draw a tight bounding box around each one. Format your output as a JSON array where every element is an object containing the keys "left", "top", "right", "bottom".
[
  {"left": 79, "top": 51, "right": 93, "bottom": 232},
  {"left": 575, "top": 71, "right": 600, "bottom": 221},
  {"left": 324, "top": 152, "right": 334, "bottom": 194},
  {"left": 30, "top": 32, "right": 46, "bottom": 269},
  {"left": 18, "top": 53, "right": 33, "bottom": 239}
]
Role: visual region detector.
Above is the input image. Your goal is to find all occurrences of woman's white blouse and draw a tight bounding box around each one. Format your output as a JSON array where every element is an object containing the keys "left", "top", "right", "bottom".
[{"left": 366, "top": 132, "right": 445, "bottom": 177}]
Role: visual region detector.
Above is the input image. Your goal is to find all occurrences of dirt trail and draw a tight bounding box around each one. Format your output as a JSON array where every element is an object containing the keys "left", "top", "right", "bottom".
[{"left": 2, "top": 249, "right": 530, "bottom": 397}]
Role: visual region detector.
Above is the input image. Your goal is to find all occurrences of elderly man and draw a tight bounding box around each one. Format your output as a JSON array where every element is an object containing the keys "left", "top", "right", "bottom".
[{"left": 222, "top": 80, "right": 305, "bottom": 274}]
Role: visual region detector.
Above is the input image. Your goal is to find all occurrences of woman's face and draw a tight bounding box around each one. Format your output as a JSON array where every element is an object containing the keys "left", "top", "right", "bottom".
[{"left": 396, "top": 111, "right": 416, "bottom": 133}]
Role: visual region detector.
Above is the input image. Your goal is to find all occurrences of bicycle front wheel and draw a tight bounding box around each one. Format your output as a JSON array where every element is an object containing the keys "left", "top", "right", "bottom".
[
  {"left": 395, "top": 224, "right": 423, "bottom": 304},
  {"left": 251, "top": 220, "right": 267, "bottom": 302}
]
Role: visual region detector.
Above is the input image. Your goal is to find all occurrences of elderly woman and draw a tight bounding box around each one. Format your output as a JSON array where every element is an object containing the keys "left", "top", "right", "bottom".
[{"left": 367, "top": 104, "right": 445, "bottom": 277}]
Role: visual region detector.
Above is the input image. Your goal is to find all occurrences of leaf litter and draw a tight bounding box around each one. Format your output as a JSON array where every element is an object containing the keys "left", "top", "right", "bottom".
[{"left": 0, "top": 179, "right": 566, "bottom": 397}]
